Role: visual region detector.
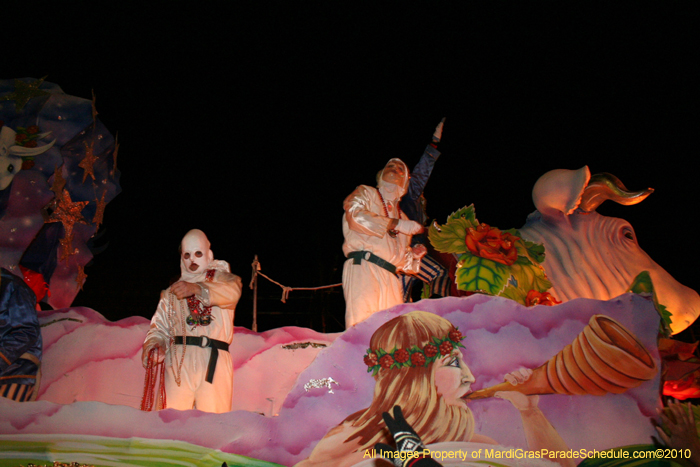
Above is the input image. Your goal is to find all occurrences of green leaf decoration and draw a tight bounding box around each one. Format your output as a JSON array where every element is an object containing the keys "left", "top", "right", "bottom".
[
  {"left": 514, "top": 239, "right": 546, "bottom": 265},
  {"left": 526, "top": 242, "right": 546, "bottom": 264},
  {"left": 626, "top": 271, "right": 673, "bottom": 335},
  {"left": 429, "top": 217, "right": 471, "bottom": 254},
  {"left": 509, "top": 262, "right": 552, "bottom": 294},
  {"left": 627, "top": 270, "right": 654, "bottom": 295},
  {"left": 447, "top": 204, "right": 478, "bottom": 224},
  {"left": 514, "top": 255, "right": 533, "bottom": 266},
  {"left": 503, "top": 229, "right": 546, "bottom": 265},
  {"left": 455, "top": 253, "right": 510, "bottom": 296},
  {"left": 421, "top": 282, "right": 431, "bottom": 299},
  {"left": 499, "top": 285, "right": 527, "bottom": 305}
]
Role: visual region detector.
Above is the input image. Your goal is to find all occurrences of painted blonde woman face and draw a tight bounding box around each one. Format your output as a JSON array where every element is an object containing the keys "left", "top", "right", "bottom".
[{"left": 434, "top": 348, "right": 475, "bottom": 408}]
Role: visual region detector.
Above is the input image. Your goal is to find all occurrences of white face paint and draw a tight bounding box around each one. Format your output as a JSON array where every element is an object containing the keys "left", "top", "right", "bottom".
[{"left": 180, "top": 230, "right": 213, "bottom": 274}]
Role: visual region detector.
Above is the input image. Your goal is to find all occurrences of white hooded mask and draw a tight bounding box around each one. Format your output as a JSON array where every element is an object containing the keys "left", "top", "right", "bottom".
[
  {"left": 179, "top": 229, "right": 215, "bottom": 282},
  {"left": 377, "top": 158, "right": 410, "bottom": 201}
]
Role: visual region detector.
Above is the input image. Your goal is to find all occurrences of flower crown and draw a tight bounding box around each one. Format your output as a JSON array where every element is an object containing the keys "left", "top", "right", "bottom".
[{"left": 363, "top": 329, "right": 465, "bottom": 376}]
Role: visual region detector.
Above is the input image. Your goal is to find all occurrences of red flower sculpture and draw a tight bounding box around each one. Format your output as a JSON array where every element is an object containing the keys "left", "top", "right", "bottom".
[
  {"left": 525, "top": 290, "right": 561, "bottom": 307},
  {"left": 465, "top": 223, "right": 519, "bottom": 266},
  {"left": 663, "top": 376, "right": 700, "bottom": 400}
]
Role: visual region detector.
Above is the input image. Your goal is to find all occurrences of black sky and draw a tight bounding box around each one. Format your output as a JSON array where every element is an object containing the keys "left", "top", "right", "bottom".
[{"left": 6, "top": 3, "right": 700, "bottom": 334}]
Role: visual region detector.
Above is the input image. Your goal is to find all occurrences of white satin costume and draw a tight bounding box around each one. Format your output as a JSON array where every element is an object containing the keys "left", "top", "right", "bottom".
[
  {"left": 342, "top": 159, "right": 422, "bottom": 328},
  {"left": 144, "top": 258, "right": 242, "bottom": 413}
]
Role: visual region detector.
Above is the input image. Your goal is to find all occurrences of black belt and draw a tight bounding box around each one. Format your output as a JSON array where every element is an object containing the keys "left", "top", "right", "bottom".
[
  {"left": 173, "top": 336, "right": 229, "bottom": 384},
  {"left": 347, "top": 250, "right": 396, "bottom": 275}
]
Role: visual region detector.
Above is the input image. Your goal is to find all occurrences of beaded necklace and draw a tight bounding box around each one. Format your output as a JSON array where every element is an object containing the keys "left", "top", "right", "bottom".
[
  {"left": 167, "top": 293, "right": 187, "bottom": 386},
  {"left": 377, "top": 189, "right": 401, "bottom": 238}
]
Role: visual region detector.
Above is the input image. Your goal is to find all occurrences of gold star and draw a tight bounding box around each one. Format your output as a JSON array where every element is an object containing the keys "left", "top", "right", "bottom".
[
  {"left": 50, "top": 164, "right": 66, "bottom": 199},
  {"left": 76, "top": 265, "right": 88, "bottom": 291},
  {"left": 59, "top": 232, "right": 77, "bottom": 261},
  {"left": 1, "top": 77, "right": 50, "bottom": 111},
  {"left": 47, "top": 190, "right": 88, "bottom": 239},
  {"left": 93, "top": 190, "right": 107, "bottom": 229},
  {"left": 79, "top": 140, "right": 98, "bottom": 182}
]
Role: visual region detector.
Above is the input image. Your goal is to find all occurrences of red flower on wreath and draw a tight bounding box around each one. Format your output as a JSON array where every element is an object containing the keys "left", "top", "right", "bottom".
[
  {"left": 424, "top": 344, "right": 438, "bottom": 358},
  {"left": 27, "top": 125, "right": 39, "bottom": 134},
  {"left": 379, "top": 354, "right": 395, "bottom": 369},
  {"left": 394, "top": 349, "right": 409, "bottom": 364},
  {"left": 15, "top": 133, "right": 27, "bottom": 143},
  {"left": 364, "top": 352, "right": 378, "bottom": 367},
  {"left": 449, "top": 330, "right": 463, "bottom": 343},
  {"left": 525, "top": 290, "right": 561, "bottom": 307},
  {"left": 465, "top": 223, "right": 519, "bottom": 266},
  {"left": 410, "top": 352, "right": 426, "bottom": 366},
  {"left": 439, "top": 341, "right": 453, "bottom": 356}
]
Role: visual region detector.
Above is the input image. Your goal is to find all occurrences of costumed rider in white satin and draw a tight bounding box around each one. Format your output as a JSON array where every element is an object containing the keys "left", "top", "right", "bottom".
[
  {"left": 142, "top": 229, "right": 242, "bottom": 413},
  {"left": 342, "top": 159, "right": 427, "bottom": 328}
]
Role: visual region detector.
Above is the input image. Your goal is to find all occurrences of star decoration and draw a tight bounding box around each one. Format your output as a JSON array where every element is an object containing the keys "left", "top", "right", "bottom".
[
  {"left": 76, "top": 265, "right": 88, "bottom": 291},
  {"left": 47, "top": 190, "right": 88, "bottom": 239},
  {"left": 50, "top": 164, "right": 67, "bottom": 199},
  {"left": 79, "top": 140, "right": 98, "bottom": 182},
  {"left": 59, "top": 232, "right": 77, "bottom": 261},
  {"left": 1, "top": 77, "right": 50, "bottom": 112},
  {"left": 93, "top": 190, "right": 107, "bottom": 229}
]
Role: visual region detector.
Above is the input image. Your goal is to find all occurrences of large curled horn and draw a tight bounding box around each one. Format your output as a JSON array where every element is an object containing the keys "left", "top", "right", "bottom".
[
  {"left": 9, "top": 138, "right": 56, "bottom": 157},
  {"left": 578, "top": 173, "right": 654, "bottom": 212}
]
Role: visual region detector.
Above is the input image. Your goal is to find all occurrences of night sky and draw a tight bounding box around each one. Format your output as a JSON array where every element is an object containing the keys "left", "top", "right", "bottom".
[{"left": 6, "top": 3, "right": 699, "bottom": 335}]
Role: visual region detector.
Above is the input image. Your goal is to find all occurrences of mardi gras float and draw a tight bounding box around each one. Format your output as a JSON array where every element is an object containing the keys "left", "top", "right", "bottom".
[
  {"left": 1, "top": 78, "right": 699, "bottom": 467},
  {"left": 0, "top": 77, "right": 121, "bottom": 308}
]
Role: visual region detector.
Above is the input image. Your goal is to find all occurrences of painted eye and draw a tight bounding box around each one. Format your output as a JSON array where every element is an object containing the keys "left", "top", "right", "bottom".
[
  {"left": 195, "top": 251, "right": 203, "bottom": 258},
  {"left": 622, "top": 227, "right": 635, "bottom": 241},
  {"left": 183, "top": 253, "right": 190, "bottom": 259},
  {"left": 7, "top": 164, "right": 14, "bottom": 173}
]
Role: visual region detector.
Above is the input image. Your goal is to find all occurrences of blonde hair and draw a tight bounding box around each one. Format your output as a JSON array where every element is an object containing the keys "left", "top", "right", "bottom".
[{"left": 344, "top": 311, "right": 474, "bottom": 449}]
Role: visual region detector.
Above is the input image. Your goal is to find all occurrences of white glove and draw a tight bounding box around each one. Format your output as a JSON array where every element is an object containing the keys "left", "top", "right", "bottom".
[
  {"left": 432, "top": 117, "right": 445, "bottom": 143},
  {"left": 395, "top": 219, "right": 424, "bottom": 235}
]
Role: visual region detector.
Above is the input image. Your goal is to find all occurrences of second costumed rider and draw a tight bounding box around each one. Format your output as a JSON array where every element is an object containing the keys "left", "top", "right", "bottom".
[{"left": 342, "top": 159, "right": 427, "bottom": 328}]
